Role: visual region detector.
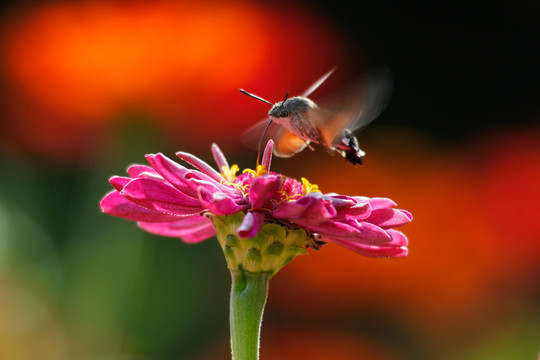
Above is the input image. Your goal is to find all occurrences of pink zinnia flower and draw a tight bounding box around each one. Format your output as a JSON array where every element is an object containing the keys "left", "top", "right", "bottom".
[{"left": 100, "top": 141, "right": 411, "bottom": 258}]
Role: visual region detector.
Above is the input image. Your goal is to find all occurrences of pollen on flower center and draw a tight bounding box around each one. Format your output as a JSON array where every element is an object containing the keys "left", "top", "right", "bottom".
[
  {"left": 279, "top": 177, "right": 304, "bottom": 201},
  {"left": 232, "top": 171, "right": 254, "bottom": 194},
  {"left": 216, "top": 143, "right": 321, "bottom": 206},
  {"left": 230, "top": 169, "right": 319, "bottom": 204}
]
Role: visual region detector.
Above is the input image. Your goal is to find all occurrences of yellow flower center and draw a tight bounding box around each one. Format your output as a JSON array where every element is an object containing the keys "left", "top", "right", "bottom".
[
  {"left": 220, "top": 164, "right": 320, "bottom": 201},
  {"left": 301, "top": 177, "right": 321, "bottom": 195},
  {"left": 221, "top": 164, "right": 240, "bottom": 182},
  {"left": 242, "top": 165, "right": 268, "bottom": 177}
]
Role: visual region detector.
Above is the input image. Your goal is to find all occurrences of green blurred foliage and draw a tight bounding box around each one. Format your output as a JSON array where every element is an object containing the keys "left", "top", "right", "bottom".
[{"left": 0, "top": 124, "right": 231, "bottom": 360}]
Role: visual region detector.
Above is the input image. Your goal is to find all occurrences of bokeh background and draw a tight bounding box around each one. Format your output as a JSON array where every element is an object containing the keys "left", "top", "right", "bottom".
[{"left": 0, "top": 0, "right": 539, "bottom": 359}]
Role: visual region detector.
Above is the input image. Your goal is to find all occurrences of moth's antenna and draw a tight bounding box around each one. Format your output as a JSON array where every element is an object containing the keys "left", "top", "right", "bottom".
[
  {"left": 255, "top": 92, "right": 288, "bottom": 165},
  {"left": 239, "top": 89, "right": 273, "bottom": 106},
  {"left": 280, "top": 91, "right": 289, "bottom": 106}
]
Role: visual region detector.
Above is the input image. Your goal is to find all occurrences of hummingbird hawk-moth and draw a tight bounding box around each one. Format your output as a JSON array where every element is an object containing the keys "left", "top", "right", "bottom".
[{"left": 240, "top": 68, "right": 391, "bottom": 165}]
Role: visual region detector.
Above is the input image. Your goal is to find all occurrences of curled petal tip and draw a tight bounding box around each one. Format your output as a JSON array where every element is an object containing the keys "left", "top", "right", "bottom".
[
  {"left": 211, "top": 143, "right": 229, "bottom": 170},
  {"left": 109, "top": 176, "right": 130, "bottom": 191},
  {"left": 386, "top": 229, "right": 409, "bottom": 247},
  {"left": 144, "top": 154, "right": 160, "bottom": 164},
  {"left": 261, "top": 140, "right": 274, "bottom": 169},
  {"left": 397, "top": 246, "right": 409, "bottom": 257},
  {"left": 401, "top": 210, "right": 413, "bottom": 221},
  {"left": 369, "top": 197, "right": 397, "bottom": 209}
]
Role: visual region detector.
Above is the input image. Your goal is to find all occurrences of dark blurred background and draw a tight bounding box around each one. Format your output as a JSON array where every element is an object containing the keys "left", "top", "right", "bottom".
[{"left": 0, "top": 0, "right": 538, "bottom": 359}]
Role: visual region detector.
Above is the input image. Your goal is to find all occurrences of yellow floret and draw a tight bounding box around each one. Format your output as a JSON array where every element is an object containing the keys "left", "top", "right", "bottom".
[
  {"left": 221, "top": 164, "right": 240, "bottom": 182},
  {"left": 243, "top": 165, "right": 268, "bottom": 177},
  {"left": 301, "top": 177, "right": 321, "bottom": 195}
]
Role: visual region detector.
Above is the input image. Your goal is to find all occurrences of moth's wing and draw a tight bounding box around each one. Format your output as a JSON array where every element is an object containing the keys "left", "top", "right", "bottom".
[
  {"left": 301, "top": 68, "right": 336, "bottom": 97},
  {"left": 314, "top": 68, "right": 392, "bottom": 146},
  {"left": 347, "top": 68, "right": 392, "bottom": 132},
  {"left": 241, "top": 119, "right": 307, "bottom": 157},
  {"left": 242, "top": 118, "right": 282, "bottom": 150}
]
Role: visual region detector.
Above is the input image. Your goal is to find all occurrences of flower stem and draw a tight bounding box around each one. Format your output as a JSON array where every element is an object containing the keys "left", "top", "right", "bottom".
[{"left": 229, "top": 269, "right": 272, "bottom": 360}]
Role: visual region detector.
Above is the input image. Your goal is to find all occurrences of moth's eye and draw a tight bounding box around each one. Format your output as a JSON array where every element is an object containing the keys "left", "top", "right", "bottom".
[{"left": 279, "top": 110, "right": 289, "bottom": 118}]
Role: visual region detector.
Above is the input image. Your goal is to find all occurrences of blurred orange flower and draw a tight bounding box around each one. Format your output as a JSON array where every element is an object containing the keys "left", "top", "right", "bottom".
[
  {"left": 270, "top": 127, "right": 540, "bottom": 333},
  {"left": 260, "top": 327, "right": 400, "bottom": 360},
  {"left": 0, "top": 0, "right": 347, "bottom": 161}
]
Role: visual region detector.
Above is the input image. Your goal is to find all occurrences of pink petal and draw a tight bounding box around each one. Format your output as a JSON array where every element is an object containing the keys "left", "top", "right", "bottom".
[
  {"left": 185, "top": 173, "right": 226, "bottom": 193},
  {"left": 400, "top": 210, "right": 413, "bottom": 221},
  {"left": 272, "top": 198, "right": 313, "bottom": 218},
  {"left": 127, "top": 164, "right": 162, "bottom": 179},
  {"left": 137, "top": 215, "right": 216, "bottom": 243},
  {"left": 324, "top": 236, "right": 408, "bottom": 258},
  {"left": 198, "top": 187, "right": 247, "bottom": 215},
  {"left": 322, "top": 195, "right": 371, "bottom": 220},
  {"left": 368, "top": 197, "right": 397, "bottom": 210},
  {"left": 272, "top": 194, "right": 336, "bottom": 226},
  {"left": 176, "top": 151, "right": 223, "bottom": 183},
  {"left": 353, "top": 221, "right": 394, "bottom": 244},
  {"left": 308, "top": 220, "right": 359, "bottom": 238},
  {"left": 336, "top": 202, "right": 371, "bottom": 220},
  {"left": 109, "top": 176, "right": 131, "bottom": 191},
  {"left": 211, "top": 143, "right": 229, "bottom": 171},
  {"left": 249, "top": 175, "right": 282, "bottom": 209},
  {"left": 366, "top": 208, "right": 413, "bottom": 228},
  {"left": 309, "top": 220, "right": 392, "bottom": 245},
  {"left": 341, "top": 202, "right": 372, "bottom": 219},
  {"left": 183, "top": 170, "right": 239, "bottom": 197},
  {"left": 324, "top": 195, "right": 356, "bottom": 208},
  {"left": 386, "top": 229, "right": 409, "bottom": 247},
  {"left": 100, "top": 191, "right": 182, "bottom": 222},
  {"left": 238, "top": 211, "right": 265, "bottom": 238},
  {"left": 145, "top": 153, "right": 198, "bottom": 197},
  {"left": 261, "top": 140, "right": 274, "bottom": 170},
  {"left": 120, "top": 178, "right": 203, "bottom": 215}
]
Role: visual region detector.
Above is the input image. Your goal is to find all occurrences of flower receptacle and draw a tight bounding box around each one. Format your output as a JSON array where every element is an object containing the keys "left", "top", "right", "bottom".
[{"left": 212, "top": 213, "right": 309, "bottom": 277}]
